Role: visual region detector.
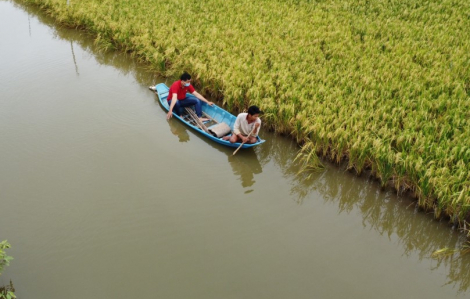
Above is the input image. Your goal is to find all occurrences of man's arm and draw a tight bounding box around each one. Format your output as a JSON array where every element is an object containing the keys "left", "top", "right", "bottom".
[
  {"left": 167, "top": 93, "right": 178, "bottom": 119},
  {"left": 192, "top": 91, "right": 213, "bottom": 106},
  {"left": 253, "top": 120, "right": 261, "bottom": 136}
]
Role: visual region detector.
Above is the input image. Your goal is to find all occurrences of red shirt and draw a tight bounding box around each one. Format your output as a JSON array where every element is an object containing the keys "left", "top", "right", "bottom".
[{"left": 168, "top": 80, "right": 195, "bottom": 102}]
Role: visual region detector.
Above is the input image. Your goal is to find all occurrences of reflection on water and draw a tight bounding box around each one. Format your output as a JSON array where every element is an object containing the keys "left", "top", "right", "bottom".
[
  {"left": 179, "top": 127, "right": 264, "bottom": 191},
  {"left": 70, "top": 41, "right": 79, "bottom": 76},
  {"left": 228, "top": 150, "right": 262, "bottom": 191},
  {"left": 258, "top": 131, "right": 470, "bottom": 293},
  {"left": 167, "top": 119, "right": 190, "bottom": 142},
  {"left": 28, "top": 12, "right": 31, "bottom": 36},
  {"left": 15, "top": 1, "right": 157, "bottom": 87},
  {"left": 8, "top": 1, "right": 470, "bottom": 295},
  {"left": 255, "top": 133, "right": 315, "bottom": 202},
  {"left": 164, "top": 115, "right": 265, "bottom": 190},
  {"left": 434, "top": 254, "right": 470, "bottom": 294},
  {"left": 168, "top": 109, "right": 470, "bottom": 294}
]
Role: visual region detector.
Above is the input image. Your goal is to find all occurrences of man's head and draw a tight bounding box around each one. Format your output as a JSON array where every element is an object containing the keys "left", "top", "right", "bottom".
[
  {"left": 180, "top": 73, "right": 192, "bottom": 87},
  {"left": 180, "top": 73, "right": 191, "bottom": 81},
  {"left": 247, "top": 105, "right": 262, "bottom": 122}
]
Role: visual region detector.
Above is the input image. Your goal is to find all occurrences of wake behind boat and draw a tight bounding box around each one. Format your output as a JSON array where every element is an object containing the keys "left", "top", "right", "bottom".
[{"left": 150, "top": 83, "right": 265, "bottom": 149}]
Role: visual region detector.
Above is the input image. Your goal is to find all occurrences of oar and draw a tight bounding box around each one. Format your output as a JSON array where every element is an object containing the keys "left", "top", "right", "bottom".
[{"left": 233, "top": 126, "right": 256, "bottom": 155}]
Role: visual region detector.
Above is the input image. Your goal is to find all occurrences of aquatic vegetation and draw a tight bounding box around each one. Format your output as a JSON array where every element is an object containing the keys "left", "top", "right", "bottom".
[
  {"left": 0, "top": 241, "right": 15, "bottom": 299},
  {"left": 20, "top": 0, "right": 470, "bottom": 224},
  {"left": 0, "top": 241, "right": 12, "bottom": 275}
]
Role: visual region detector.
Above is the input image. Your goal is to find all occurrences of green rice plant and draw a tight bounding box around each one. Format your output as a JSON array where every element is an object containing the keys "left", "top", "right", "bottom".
[{"left": 20, "top": 0, "right": 470, "bottom": 225}]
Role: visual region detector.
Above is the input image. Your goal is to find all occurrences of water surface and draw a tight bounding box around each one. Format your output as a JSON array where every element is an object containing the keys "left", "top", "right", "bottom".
[{"left": 1, "top": 1, "right": 469, "bottom": 298}]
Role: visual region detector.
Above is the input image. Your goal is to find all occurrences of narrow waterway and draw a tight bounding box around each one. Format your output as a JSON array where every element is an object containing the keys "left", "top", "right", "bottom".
[{"left": 1, "top": 1, "right": 469, "bottom": 298}]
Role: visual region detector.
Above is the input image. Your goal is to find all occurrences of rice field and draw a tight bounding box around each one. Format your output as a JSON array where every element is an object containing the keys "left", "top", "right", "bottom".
[{"left": 19, "top": 0, "right": 470, "bottom": 225}]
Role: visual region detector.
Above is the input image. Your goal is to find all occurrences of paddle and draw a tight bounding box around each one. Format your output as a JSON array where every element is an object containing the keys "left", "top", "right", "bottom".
[{"left": 232, "top": 125, "right": 257, "bottom": 155}]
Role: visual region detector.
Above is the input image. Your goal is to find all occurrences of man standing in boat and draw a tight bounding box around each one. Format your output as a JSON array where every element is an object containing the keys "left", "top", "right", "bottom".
[
  {"left": 223, "top": 105, "right": 262, "bottom": 144},
  {"left": 164, "top": 72, "right": 213, "bottom": 121}
]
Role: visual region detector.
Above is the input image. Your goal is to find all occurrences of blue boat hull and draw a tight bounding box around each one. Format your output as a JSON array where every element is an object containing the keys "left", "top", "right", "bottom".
[{"left": 151, "top": 83, "right": 265, "bottom": 149}]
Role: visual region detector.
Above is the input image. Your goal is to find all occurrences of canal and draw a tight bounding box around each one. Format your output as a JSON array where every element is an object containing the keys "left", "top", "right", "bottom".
[{"left": 1, "top": 1, "right": 469, "bottom": 298}]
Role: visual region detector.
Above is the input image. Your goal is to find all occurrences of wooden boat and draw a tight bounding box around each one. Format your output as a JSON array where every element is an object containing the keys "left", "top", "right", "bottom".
[{"left": 150, "top": 83, "right": 265, "bottom": 149}]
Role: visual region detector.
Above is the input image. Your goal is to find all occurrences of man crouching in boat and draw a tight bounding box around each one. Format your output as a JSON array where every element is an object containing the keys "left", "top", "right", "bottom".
[
  {"left": 166, "top": 72, "right": 213, "bottom": 121},
  {"left": 223, "top": 105, "right": 262, "bottom": 144}
]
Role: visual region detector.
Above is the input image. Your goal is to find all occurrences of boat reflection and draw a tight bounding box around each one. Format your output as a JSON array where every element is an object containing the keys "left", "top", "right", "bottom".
[
  {"left": 192, "top": 134, "right": 264, "bottom": 191},
  {"left": 165, "top": 117, "right": 263, "bottom": 191}
]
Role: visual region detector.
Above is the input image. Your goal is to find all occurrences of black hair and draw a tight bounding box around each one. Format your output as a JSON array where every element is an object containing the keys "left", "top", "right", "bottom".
[
  {"left": 248, "top": 105, "right": 262, "bottom": 115},
  {"left": 180, "top": 72, "right": 191, "bottom": 81}
]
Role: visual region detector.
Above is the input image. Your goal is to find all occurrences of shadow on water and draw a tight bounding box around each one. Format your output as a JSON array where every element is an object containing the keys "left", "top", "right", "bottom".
[{"left": 13, "top": 0, "right": 470, "bottom": 294}]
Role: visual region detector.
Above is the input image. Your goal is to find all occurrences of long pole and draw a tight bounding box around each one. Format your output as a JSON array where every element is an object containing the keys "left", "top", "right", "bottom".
[
  {"left": 185, "top": 108, "right": 209, "bottom": 133},
  {"left": 232, "top": 126, "right": 256, "bottom": 155}
]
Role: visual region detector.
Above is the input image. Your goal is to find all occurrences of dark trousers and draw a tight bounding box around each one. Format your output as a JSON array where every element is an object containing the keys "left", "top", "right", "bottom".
[{"left": 169, "top": 95, "right": 202, "bottom": 117}]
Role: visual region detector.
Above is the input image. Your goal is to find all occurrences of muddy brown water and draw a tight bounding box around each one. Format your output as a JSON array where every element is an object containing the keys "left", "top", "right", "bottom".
[{"left": 1, "top": 1, "right": 469, "bottom": 298}]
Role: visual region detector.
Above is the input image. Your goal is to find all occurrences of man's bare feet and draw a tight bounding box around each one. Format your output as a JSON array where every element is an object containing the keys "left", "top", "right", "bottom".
[{"left": 199, "top": 117, "right": 209, "bottom": 122}]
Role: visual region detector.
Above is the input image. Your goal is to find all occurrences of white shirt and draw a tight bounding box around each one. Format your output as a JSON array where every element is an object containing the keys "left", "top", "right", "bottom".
[{"left": 233, "top": 113, "right": 261, "bottom": 136}]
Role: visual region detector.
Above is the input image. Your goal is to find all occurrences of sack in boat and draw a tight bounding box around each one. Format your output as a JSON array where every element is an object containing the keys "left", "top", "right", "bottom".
[{"left": 209, "top": 122, "right": 231, "bottom": 138}]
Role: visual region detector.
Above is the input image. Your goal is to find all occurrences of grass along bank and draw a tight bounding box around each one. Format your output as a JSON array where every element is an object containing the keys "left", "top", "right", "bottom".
[{"left": 19, "top": 0, "right": 470, "bottom": 225}]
